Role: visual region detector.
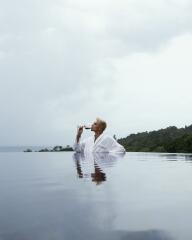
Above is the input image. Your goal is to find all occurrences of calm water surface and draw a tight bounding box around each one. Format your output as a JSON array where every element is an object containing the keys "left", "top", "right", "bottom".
[{"left": 0, "top": 152, "right": 192, "bottom": 240}]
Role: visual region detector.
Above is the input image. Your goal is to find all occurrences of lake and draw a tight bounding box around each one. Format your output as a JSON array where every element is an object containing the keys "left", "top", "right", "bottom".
[{"left": 0, "top": 152, "right": 192, "bottom": 240}]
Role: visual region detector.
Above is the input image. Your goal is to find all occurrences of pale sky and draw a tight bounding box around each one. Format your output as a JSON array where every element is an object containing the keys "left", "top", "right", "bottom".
[{"left": 1, "top": 0, "right": 192, "bottom": 146}]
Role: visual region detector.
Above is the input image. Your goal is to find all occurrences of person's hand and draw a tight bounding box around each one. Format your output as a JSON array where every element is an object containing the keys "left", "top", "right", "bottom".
[
  {"left": 76, "top": 126, "right": 84, "bottom": 143},
  {"left": 77, "top": 126, "right": 84, "bottom": 137}
]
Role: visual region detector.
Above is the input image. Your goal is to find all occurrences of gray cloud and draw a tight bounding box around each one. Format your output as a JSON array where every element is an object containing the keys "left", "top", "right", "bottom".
[{"left": 0, "top": 0, "right": 192, "bottom": 145}]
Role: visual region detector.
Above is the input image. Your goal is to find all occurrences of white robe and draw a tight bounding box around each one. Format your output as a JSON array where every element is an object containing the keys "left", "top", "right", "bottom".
[{"left": 73, "top": 133, "right": 126, "bottom": 153}]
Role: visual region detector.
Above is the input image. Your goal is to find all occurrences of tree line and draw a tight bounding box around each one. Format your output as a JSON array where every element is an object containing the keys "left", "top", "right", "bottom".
[{"left": 118, "top": 125, "right": 192, "bottom": 153}]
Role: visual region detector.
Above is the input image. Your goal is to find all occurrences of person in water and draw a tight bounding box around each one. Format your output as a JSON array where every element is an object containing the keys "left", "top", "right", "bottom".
[{"left": 73, "top": 118, "right": 126, "bottom": 153}]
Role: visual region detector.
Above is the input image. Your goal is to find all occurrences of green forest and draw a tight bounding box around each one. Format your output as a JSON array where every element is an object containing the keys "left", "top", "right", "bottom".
[{"left": 118, "top": 125, "right": 192, "bottom": 153}]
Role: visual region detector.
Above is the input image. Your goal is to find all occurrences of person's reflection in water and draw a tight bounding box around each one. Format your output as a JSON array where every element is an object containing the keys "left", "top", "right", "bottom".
[
  {"left": 73, "top": 152, "right": 125, "bottom": 185},
  {"left": 91, "top": 164, "right": 106, "bottom": 185}
]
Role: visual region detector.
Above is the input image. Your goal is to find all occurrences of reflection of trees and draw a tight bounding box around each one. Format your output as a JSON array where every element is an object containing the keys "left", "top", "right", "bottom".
[
  {"left": 160, "top": 153, "right": 192, "bottom": 162},
  {"left": 184, "top": 155, "right": 192, "bottom": 161}
]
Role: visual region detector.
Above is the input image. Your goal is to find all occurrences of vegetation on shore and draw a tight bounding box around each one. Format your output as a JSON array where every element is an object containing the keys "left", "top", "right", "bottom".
[
  {"left": 24, "top": 145, "right": 73, "bottom": 152},
  {"left": 118, "top": 125, "right": 192, "bottom": 153}
]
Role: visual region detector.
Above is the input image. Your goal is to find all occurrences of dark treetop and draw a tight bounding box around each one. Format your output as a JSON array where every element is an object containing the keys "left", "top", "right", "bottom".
[{"left": 118, "top": 124, "right": 192, "bottom": 153}]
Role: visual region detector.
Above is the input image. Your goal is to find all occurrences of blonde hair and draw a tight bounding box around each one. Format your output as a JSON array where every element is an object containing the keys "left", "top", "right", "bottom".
[{"left": 96, "top": 118, "right": 107, "bottom": 132}]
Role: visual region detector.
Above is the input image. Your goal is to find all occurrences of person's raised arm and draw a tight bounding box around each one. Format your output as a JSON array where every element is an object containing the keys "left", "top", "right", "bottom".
[
  {"left": 76, "top": 126, "right": 83, "bottom": 144},
  {"left": 73, "top": 126, "right": 85, "bottom": 152}
]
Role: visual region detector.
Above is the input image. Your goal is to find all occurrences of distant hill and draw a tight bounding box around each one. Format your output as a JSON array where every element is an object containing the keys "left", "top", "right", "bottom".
[{"left": 118, "top": 125, "right": 192, "bottom": 153}]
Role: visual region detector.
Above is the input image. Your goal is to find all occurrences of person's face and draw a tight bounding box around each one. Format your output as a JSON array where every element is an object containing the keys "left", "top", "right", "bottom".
[{"left": 91, "top": 120, "right": 101, "bottom": 132}]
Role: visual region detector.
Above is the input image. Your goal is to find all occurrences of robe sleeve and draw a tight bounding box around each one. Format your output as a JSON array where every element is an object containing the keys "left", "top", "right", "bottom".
[
  {"left": 108, "top": 137, "right": 126, "bottom": 153},
  {"left": 73, "top": 139, "right": 86, "bottom": 153},
  {"left": 97, "top": 136, "right": 126, "bottom": 153}
]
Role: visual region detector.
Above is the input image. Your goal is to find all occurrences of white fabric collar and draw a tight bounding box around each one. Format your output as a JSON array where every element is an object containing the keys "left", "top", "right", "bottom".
[{"left": 94, "top": 133, "right": 105, "bottom": 147}]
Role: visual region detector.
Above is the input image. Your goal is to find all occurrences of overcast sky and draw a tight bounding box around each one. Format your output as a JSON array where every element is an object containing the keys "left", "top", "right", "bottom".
[{"left": 1, "top": 0, "right": 192, "bottom": 146}]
